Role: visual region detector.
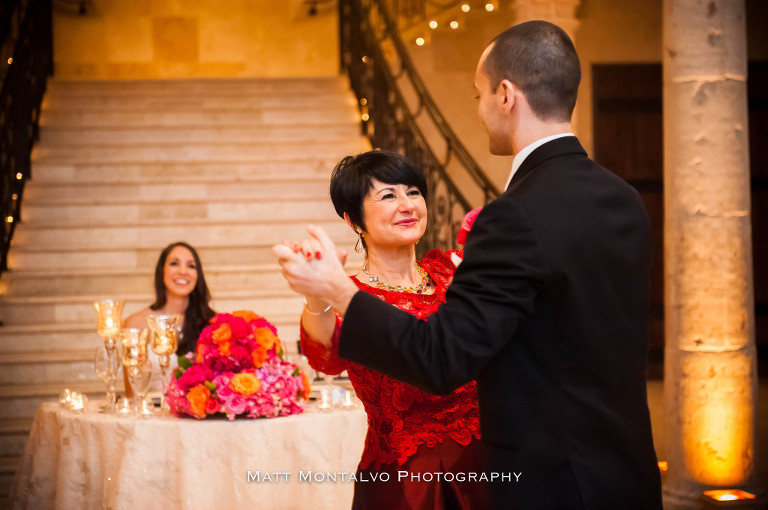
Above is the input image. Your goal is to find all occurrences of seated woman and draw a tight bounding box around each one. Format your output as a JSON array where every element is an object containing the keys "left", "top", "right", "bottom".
[
  {"left": 123, "top": 241, "right": 216, "bottom": 396},
  {"left": 296, "top": 150, "right": 485, "bottom": 510}
]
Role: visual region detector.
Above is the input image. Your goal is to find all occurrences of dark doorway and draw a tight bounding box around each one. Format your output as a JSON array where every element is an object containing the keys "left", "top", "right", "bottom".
[{"left": 592, "top": 62, "right": 768, "bottom": 377}]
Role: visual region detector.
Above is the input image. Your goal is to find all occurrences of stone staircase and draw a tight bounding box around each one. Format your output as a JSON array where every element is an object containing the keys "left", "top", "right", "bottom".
[{"left": 0, "top": 76, "right": 369, "bottom": 501}]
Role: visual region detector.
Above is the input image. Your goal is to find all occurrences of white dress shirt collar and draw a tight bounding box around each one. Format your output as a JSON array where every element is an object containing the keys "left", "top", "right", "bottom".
[{"left": 503, "top": 133, "right": 575, "bottom": 191}]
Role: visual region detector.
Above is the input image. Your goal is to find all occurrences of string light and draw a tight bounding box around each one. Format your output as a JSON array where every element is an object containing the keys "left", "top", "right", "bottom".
[
  {"left": 11, "top": 194, "right": 17, "bottom": 200},
  {"left": 461, "top": 3, "right": 470, "bottom": 12},
  {"left": 15, "top": 172, "right": 22, "bottom": 180},
  {"left": 429, "top": 20, "right": 437, "bottom": 29},
  {"left": 485, "top": 3, "right": 494, "bottom": 11},
  {"left": 6, "top": 57, "right": 12, "bottom": 65},
  {"left": 415, "top": 37, "right": 425, "bottom": 46},
  {"left": 359, "top": 98, "right": 367, "bottom": 106},
  {"left": 450, "top": 20, "right": 459, "bottom": 29},
  {"left": 362, "top": 56, "right": 369, "bottom": 63},
  {"left": 5, "top": 216, "right": 13, "bottom": 223}
]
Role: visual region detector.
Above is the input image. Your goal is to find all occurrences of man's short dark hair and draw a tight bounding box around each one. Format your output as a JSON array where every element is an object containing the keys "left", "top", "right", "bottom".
[
  {"left": 483, "top": 20, "right": 581, "bottom": 122},
  {"left": 330, "top": 150, "right": 428, "bottom": 236}
]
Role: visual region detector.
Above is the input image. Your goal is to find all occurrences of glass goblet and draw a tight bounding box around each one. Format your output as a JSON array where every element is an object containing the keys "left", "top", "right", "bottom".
[
  {"left": 147, "top": 314, "right": 181, "bottom": 402},
  {"left": 94, "top": 346, "right": 120, "bottom": 412},
  {"left": 121, "top": 328, "right": 150, "bottom": 415},
  {"left": 94, "top": 299, "right": 125, "bottom": 352}
]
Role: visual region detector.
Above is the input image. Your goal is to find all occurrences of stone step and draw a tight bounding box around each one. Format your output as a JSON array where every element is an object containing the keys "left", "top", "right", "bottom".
[
  {"left": 23, "top": 179, "right": 330, "bottom": 205},
  {"left": 4, "top": 241, "right": 326, "bottom": 271},
  {"left": 38, "top": 107, "right": 361, "bottom": 128},
  {"left": 0, "top": 457, "right": 19, "bottom": 497},
  {"left": 41, "top": 94, "right": 357, "bottom": 112},
  {"left": 1, "top": 259, "right": 363, "bottom": 297},
  {"left": 0, "top": 350, "right": 98, "bottom": 386},
  {"left": 0, "top": 290, "right": 308, "bottom": 327},
  {"left": 38, "top": 124, "right": 361, "bottom": 146},
  {"left": 20, "top": 197, "right": 337, "bottom": 224},
  {"left": 29, "top": 159, "right": 348, "bottom": 185},
  {"left": 31, "top": 138, "right": 369, "bottom": 163},
  {"left": 0, "top": 314, "right": 306, "bottom": 353},
  {"left": 45, "top": 77, "right": 350, "bottom": 96},
  {"left": 11, "top": 217, "right": 354, "bottom": 246},
  {"left": 0, "top": 420, "right": 33, "bottom": 458}
]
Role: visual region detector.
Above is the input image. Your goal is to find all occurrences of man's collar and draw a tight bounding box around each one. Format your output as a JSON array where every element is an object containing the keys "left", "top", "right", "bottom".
[{"left": 504, "top": 133, "right": 575, "bottom": 191}]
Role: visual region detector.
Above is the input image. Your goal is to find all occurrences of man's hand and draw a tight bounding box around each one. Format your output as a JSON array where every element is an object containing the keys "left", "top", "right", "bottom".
[{"left": 272, "top": 224, "right": 359, "bottom": 316}]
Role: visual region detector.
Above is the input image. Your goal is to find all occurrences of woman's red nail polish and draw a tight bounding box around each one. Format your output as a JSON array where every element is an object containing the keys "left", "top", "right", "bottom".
[{"left": 315, "top": 251, "right": 322, "bottom": 259}]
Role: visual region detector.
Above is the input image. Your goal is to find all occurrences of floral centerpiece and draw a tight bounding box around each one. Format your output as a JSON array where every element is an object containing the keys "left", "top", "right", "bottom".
[{"left": 166, "top": 310, "right": 311, "bottom": 420}]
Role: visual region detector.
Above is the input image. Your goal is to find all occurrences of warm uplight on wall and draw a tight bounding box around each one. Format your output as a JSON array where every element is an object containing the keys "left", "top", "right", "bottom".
[
  {"left": 449, "top": 20, "right": 459, "bottom": 29},
  {"left": 485, "top": 3, "right": 494, "bottom": 11},
  {"left": 415, "top": 37, "right": 425, "bottom": 46},
  {"left": 680, "top": 352, "right": 753, "bottom": 486},
  {"left": 429, "top": 20, "right": 437, "bottom": 29},
  {"left": 461, "top": 3, "right": 470, "bottom": 12}
]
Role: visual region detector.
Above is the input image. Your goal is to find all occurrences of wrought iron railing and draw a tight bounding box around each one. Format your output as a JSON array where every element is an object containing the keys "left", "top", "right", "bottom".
[
  {"left": 0, "top": 0, "right": 53, "bottom": 272},
  {"left": 339, "top": 0, "right": 499, "bottom": 255}
]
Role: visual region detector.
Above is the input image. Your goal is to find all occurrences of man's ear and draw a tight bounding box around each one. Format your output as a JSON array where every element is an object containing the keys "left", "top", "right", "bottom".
[{"left": 498, "top": 79, "right": 517, "bottom": 112}]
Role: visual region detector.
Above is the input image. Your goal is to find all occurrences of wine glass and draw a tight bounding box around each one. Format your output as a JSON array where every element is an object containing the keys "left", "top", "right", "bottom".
[
  {"left": 130, "top": 363, "right": 153, "bottom": 417},
  {"left": 94, "top": 346, "right": 120, "bottom": 412},
  {"left": 120, "top": 328, "right": 152, "bottom": 416},
  {"left": 147, "top": 314, "right": 181, "bottom": 408}
]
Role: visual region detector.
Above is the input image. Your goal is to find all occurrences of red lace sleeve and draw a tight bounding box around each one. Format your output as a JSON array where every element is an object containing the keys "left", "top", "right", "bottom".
[{"left": 299, "top": 314, "right": 348, "bottom": 375}]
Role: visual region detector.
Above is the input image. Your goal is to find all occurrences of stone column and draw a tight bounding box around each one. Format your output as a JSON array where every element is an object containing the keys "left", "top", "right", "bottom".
[{"left": 663, "top": 0, "right": 759, "bottom": 507}]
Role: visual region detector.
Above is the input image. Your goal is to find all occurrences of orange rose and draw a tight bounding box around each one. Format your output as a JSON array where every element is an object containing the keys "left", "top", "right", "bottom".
[
  {"left": 254, "top": 327, "right": 279, "bottom": 352},
  {"left": 252, "top": 347, "right": 268, "bottom": 368},
  {"left": 187, "top": 384, "right": 211, "bottom": 417},
  {"left": 212, "top": 323, "right": 231, "bottom": 342},
  {"left": 300, "top": 372, "right": 312, "bottom": 400},
  {"left": 212, "top": 323, "right": 232, "bottom": 356},
  {"left": 231, "top": 373, "right": 261, "bottom": 395},
  {"left": 233, "top": 310, "right": 261, "bottom": 322}
]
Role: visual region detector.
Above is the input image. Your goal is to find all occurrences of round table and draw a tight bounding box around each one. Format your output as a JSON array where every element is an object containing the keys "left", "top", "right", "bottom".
[{"left": 11, "top": 401, "right": 367, "bottom": 510}]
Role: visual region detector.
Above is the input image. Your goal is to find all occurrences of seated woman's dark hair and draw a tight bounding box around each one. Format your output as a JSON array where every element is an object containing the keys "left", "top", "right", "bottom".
[
  {"left": 330, "top": 150, "right": 428, "bottom": 247},
  {"left": 150, "top": 241, "right": 216, "bottom": 355}
]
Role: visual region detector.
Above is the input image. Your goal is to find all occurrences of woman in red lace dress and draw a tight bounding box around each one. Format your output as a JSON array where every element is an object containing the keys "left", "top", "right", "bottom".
[{"left": 297, "top": 150, "right": 485, "bottom": 509}]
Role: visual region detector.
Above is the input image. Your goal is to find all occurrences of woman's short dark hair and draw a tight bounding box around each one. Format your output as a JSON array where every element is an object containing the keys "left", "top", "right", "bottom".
[
  {"left": 329, "top": 150, "right": 428, "bottom": 238},
  {"left": 150, "top": 241, "right": 216, "bottom": 355},
  {"left": 483, "top": 20, "right": 580, "bottom": 122}
]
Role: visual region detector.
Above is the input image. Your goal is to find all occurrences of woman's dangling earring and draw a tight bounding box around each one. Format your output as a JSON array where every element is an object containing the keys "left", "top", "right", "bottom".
[{"left": 354, "top": 232, "right": 364, "bottom": 253}]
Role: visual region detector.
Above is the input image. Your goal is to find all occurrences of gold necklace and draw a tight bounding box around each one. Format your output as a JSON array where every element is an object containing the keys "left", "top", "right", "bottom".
[{"left": 361, "top": 264, "right": 433, "bottom": 294}]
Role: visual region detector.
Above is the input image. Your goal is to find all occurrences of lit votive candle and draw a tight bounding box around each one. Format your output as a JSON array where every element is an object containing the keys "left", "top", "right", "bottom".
[
  {"left": 69, "top": 392, "right": 87, "bottom": 413},
  {"left": 59, "top": 388, "right": 72, "bottom": 408}
]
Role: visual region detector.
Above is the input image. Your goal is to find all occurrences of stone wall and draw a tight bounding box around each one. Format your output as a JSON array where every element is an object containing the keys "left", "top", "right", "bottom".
[{"left": 52, "top": 0, "right": 339, "bottom": 79}]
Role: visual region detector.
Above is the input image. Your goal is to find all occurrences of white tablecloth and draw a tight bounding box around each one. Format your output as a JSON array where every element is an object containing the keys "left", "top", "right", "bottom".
[{"left": 11, "top": 402, "right": 368, "bottom": 510}]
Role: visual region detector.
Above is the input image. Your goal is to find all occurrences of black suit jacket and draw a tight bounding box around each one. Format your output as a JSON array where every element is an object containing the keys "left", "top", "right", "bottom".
[{"left": 338, "top": 137, "right": 663, "bottom": 509}]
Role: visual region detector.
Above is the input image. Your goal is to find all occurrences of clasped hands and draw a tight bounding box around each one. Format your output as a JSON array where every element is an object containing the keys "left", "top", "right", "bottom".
[{"left": 272, "top": 224, "right": 358, "bottom": 316}]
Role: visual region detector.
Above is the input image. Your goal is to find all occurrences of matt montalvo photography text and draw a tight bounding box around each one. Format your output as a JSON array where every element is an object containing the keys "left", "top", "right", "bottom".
[{"left": 246, "top": 470, "right": 522, "bottom": 483}]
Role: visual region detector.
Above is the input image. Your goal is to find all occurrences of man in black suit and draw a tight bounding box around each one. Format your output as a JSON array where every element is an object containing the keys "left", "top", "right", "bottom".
[{"left": 274, "top": 20, "right": 662, "bottom": 510}]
